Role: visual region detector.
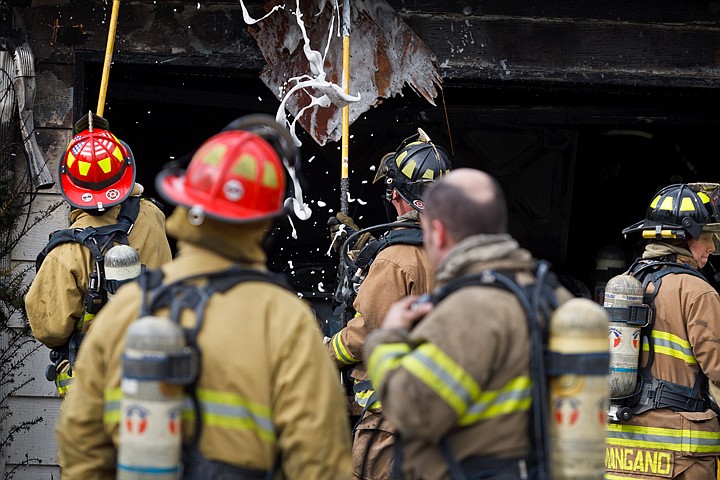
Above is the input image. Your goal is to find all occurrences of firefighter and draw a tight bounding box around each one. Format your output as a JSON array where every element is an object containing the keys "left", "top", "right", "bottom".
[
  {"left": 25, "top": 112, "right": 172, "bottom": 396},
  {"left": 327, "top": 129, "right": 451, "bottom": 480},
  {"left": 55, "top": 119, "right": 353, "bottom": 480},
  {"left": 605, "top": 183, "right": 720, "bottom": 479},
  {"left": 363, "top": 168, "right": 573, "bottom": 480}
]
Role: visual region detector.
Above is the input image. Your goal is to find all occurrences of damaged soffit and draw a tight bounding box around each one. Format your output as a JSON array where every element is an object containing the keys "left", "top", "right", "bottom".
[{"left": 248, "top": 0, "right": 442, "bottom": 146}]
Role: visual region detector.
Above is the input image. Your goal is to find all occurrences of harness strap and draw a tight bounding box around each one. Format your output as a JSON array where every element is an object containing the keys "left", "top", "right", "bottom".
[
  {"left": 351, "top": 379, "right": 380, "bottom": 437},
  {"left": 354, "top": 228, "right": 424, "bottom": 269},
  {"left": 36, "top": 196, "right": 141, "bottom": 271},
  {"left": 545, "top": 351, "right": 610, "bottom": 376},
  {"left": 182, "top": 446, "right": 272, "bottom": 479},
  {"left": 440, "top": 437, "right": 470, "bottom": 480},
  {"left": 42, "top": 197, "right": 142, "bottom": 394},
  {"left": 333, "top": 222, "right": 423, "bottom": 330},
  {"left": 612, "top": 259, "right": 710, "bottom": 415},
  {"left": 137, "top": 265, "right": 290, "bottom": 477},
  {"left": 423, "top": 261, "right": 558, "bottom": 480},
  {"left": 604, "top": 305, "right": 651, "bottom": 326}
]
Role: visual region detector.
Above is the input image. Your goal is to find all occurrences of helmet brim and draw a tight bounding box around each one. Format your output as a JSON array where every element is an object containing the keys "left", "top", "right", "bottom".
[{"left": 60, "top": 161, "right": 135, "bottom": 210}]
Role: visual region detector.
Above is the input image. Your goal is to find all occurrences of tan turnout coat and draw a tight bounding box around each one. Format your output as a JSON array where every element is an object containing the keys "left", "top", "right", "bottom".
[
  {"left": 56, "top": 209, "right": 352, "bottom": 480},
  {"left": 605, "top": 243, "right": 720, "bottom": 479},
  {"left": 26, "top": 185, "right": 172, "bottom": 348},
  {"left": 365, "top": 235, "right": 573, "bottom": 480}
]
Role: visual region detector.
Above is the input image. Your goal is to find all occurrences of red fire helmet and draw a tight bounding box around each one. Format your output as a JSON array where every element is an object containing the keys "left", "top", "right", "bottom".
[
  {"left": 156, "top": 130, "right": 286, "bottom": 223},
  {"left": 59, "top": 128, "right": 135, "bottom": 210}
]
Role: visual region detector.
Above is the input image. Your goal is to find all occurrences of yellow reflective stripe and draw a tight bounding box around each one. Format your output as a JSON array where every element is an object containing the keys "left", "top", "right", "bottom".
[
  {"left": 370, "top": 343, "right": 528, "bottom": 422},
  {"left": 77, "top": 312, "right": 95, "bottom": 331},
  {"left": 367, "top": 343, "right": 411, "bottom": 389},
  {"left": 402, "top": 343, "right": 480, "bottom": 417},
  {"left": 54, "top": 362, "right": 75, "bottom": 396},
  {"left": 197, "top": 388, "right": 276, "bottom": 444},
  {"left": 182, "top": 396, "right": 195, "bottom": 421},
  {"left": 56, "top": 371, "right": 73, "bottom": 396},
  {"left": 332, "top": 332, "right": 357, "bottom": 365},
  {"left": 459, "top": 376, "right": 532, "bottom": 426},
  {"left": 642, "top": 330, "right": 697, "bottom": 364},
  {"left": 105, "top": 387, "right": 275, "bottom": 444},
  {"left": 607, "top": 423, "right": 720, "bottom": 453},
  {"left": 353, "top": 380, "right": 382, "bottom": 410},
  {"left": 104, "top": 387, "right": 122, "bottom": 424}
]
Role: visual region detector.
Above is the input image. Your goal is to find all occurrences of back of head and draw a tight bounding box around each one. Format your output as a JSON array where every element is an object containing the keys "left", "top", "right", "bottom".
[
  {"left": 424, "top": 168, "right": 508, "bottom": 241},
  {"left": 373, "top": 128, "right": 452, "bottom": 212},
  {"left": 59, "top": 112, "right": 135, "bottom": 212}
]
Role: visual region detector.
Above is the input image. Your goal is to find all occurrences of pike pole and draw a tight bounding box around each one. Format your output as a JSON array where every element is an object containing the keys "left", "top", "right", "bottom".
[
  {"left": 97, "top": 0, "right": 121, "bottom": 117},
  {"left": 340, "top": 0, "right": 350, "bottom": 215}
]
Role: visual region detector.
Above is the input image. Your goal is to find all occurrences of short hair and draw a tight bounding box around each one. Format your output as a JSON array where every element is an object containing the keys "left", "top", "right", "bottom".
[{"left": 424, "top": 175, "right": 508, "bottom": 240}]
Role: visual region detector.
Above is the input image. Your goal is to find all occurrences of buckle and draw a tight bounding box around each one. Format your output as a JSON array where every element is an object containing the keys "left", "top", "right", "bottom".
[{"left": 627, "top": 304, "right": 652, "bottom": 327}]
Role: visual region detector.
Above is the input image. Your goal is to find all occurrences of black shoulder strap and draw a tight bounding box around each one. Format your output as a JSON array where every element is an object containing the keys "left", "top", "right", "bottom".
[
  {"left": 139, "top": 265, "right": 292, "bottom": 320},
  {"left": 136, "top": 264, "right": 293, "bottom": 452},
  {"left": 354, "top": 226, "right": 423, "bottom": 269},
  {"left": 430, "top": 262, "right": 559, "bottom": 312},
  {"left": 622, "top": 258, "right": 710, "bottom": 414},
  {"left": 630, "top": 258, "right": 707, "bottom": 286},
  {"left": 332, "top": 222, "right": 423, "bottom": 333},
  {"left": 630, "top": 259, "right": 707, "bottom": 358},
  {"left": 35, "top": 196, "right": 142, "bottom": 272}
]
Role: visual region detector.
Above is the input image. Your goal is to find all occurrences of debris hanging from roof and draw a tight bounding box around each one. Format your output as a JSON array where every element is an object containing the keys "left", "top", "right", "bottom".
[{"left": 247, "top": 0, "right": 442, "bottom": 146}]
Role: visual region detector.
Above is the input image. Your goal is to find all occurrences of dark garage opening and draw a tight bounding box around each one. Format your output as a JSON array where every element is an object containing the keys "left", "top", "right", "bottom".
[{"left": 76, "top": 57, "right": 720, "bottom": 321}]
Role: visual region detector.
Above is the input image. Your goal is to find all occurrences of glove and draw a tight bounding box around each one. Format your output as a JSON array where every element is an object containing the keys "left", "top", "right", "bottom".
[{"left": 328, "top": 213, "right": 371, "bottom": 253}]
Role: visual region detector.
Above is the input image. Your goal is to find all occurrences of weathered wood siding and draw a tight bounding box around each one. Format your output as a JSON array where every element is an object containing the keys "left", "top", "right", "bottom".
[{"left": 5, "top": 3, "right": 76, "bottom": 477}]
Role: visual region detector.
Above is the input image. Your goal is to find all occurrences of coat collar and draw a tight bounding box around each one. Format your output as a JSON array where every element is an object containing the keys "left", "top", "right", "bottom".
[{"left": 435, "top": 234, "right": 534, "bottom": 286}]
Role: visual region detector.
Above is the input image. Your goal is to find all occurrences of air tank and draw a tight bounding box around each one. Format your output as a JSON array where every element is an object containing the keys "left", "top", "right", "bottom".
[
  {"left": 548, "top": 298, "right": 610, "bottom": 480},
  {"left": 604, "top": 274, "right": 645, "bottom": 398}
]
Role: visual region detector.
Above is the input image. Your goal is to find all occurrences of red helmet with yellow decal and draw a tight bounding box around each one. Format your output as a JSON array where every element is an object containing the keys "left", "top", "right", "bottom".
[
  {"left": 156, "top": 129, "right": 286, "bottom": 224},
  {"left": 59, "top": 126, "right": 135, "bottom": 211}
]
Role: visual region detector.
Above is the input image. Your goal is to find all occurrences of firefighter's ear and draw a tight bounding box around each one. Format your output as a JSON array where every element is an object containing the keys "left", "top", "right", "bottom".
[{"left": 429, "top": 218, "right": 450, "bottom": 250}]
